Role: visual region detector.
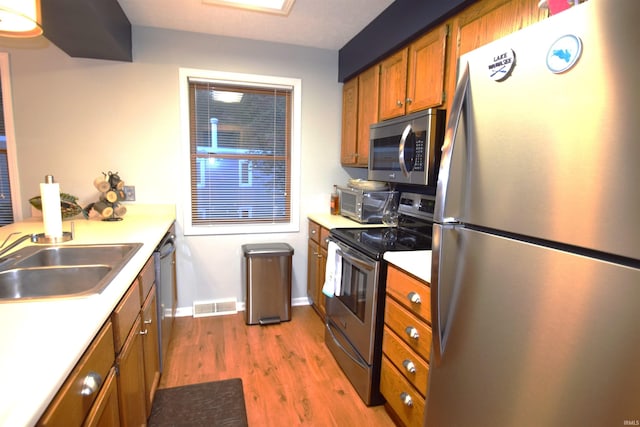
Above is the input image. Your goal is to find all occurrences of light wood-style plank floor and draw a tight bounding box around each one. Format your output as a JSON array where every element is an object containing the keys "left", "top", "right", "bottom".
[{"left": 159, "top": 305, "right": 395, "bottom": 426}]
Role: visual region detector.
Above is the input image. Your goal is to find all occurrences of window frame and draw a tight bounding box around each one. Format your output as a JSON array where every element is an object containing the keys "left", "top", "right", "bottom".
[
  {"left": 179, "top": 68, "right": 301, "bottom": 236},
  {"left": 0, "top": 53, "right": 22, "bottom": 223}
]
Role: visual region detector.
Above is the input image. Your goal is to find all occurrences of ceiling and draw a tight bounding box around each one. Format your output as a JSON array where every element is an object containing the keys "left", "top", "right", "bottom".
[{"left": 116, "top": 0, "right": 395, "bottom": 50}]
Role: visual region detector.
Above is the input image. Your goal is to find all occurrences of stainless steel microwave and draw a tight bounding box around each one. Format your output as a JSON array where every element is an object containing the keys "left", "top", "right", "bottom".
[
  {"left": 368, "top": 109, "right": 446, "bottom": 187},
  {"left": 338, "top": 186, "right": 398, "bottom": 224}
]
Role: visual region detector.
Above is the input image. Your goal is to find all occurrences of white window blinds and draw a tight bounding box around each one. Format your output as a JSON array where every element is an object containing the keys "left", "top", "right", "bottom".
[{"left": 188, "top": 79, "right": 292, "bottom": 226}]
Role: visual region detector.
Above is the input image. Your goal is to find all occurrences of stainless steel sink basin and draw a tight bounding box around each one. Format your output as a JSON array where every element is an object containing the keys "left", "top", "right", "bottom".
[
  {"left": 0, "top": 266, "right": 112, "bottom": 299},
  {"left": 12, "top": 244, "right": 140, "bottom": 268},
  {"left": 0, "top": 243, "right": 142, "bottom": 301}
]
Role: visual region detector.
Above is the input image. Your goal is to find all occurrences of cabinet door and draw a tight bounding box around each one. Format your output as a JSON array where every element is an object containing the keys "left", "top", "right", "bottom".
[
  {"left": 83, "top": 367, "right": 120, "bottom": 427},
  {"left": 116, "top": 316, "right": 147, "bottom": 427},
  {"left": 141, "top": 285, "right": 160, "bottom": 416},
  {"left": 406, "top": 24, "right": 448, "bottom": 113},
  {"left": 340, "top": 77, "right": 358, "bottom": 165},
  {"left": 307, "top": 238, "right": 321, "bottom": 311},
  {"left": 379, "top": 48, "right": 408, "bottom": 120},
  {"left": 356, "top": 64, "right": 380, "bottom": 167}
]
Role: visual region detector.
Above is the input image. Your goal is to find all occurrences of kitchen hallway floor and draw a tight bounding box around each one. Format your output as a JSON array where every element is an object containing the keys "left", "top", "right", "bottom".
[{"left": 159, "top": 305, "right": 396, "bottom": 426}]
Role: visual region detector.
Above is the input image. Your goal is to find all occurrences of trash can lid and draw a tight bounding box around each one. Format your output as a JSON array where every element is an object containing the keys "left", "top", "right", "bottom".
[{"left": 242, "top": 243, "right": 294, "bottom": 256}]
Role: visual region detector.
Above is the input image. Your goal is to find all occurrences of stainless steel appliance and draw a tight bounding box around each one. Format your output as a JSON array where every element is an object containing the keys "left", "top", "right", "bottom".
[
  {"left": 337, "top": 186, "right": 398, "bottom": 224},
  {"left": 427, "top": 1, "right": 640, "bottom": 425},
  {"left": 325, "top": 192, "right": 435, "bottom": 406},
  {"left": 368, "top": 109, "right": 445, "bottom": 187},
  {"left": 154, "top": 224, "right": 177, "bottom": 372}
]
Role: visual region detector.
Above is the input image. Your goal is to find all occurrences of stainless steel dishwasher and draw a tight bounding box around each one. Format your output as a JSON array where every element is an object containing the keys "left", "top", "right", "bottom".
[{"left": 154, "top": 223, "right": 177, "bottom": 372}]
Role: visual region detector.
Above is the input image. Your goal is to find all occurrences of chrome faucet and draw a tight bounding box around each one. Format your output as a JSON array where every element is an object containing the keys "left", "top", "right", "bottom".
[{"left": 0, "top": 233, "right": 36, "bottom": 259}]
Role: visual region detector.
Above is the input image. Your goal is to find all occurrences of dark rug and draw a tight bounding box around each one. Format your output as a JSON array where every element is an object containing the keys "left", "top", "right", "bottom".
[{"left": 149, "top": 378, "right": 249, "bottom": 427}]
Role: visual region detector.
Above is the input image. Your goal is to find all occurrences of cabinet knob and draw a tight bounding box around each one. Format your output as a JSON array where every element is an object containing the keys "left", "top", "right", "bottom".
[
  {"left": 402, "top": 359, "right": 416, "bottom": 374},
  {"left": 311, "top": 229, "right": 317, "bottom": 235},
  {"left": 407, "top": 291, "right": 421, "bottom": 304},
  {"left": 406, "top": 97, "right": 413, "bottom": 104},
  {"left": 80, "top": 371, "right": 102, "bottom": 396},
  {"left": 405, "top": 326, "right": 419, "bottom": 340},
  {"left": 400, "top": 392, "right": 413, "bottom": 407},
  {"left": 396, "top": 100, "right": 403, "bottom": 107}
]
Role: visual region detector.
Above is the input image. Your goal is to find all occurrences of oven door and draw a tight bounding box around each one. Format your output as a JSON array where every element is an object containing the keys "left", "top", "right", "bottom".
[{"left": 325, "top": 238, "right": 381, "bottom": 364}]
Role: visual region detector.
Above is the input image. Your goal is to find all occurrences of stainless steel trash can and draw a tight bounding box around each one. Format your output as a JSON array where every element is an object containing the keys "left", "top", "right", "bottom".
[{"left": 242, "top": 243, "right": 294, "bottom": 325}]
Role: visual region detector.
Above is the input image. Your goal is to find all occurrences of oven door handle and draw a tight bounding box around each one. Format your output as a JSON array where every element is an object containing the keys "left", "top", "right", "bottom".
[{"left": 332, "top": 240, "right": 376, "bottom": 272}]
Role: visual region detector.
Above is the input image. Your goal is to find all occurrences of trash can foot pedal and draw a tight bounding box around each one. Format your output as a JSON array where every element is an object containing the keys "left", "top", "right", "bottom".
[{"left": 259, "top": 317, "right": 282, "bottom": 325}]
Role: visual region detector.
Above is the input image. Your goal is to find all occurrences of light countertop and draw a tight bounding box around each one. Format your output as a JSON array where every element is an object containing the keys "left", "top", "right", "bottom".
[
  {"left": 383, "top": 250, "right": 432, "bottom": 283},
  {"left": 0, "top": 204, "right": 175, "bottom": 427}
]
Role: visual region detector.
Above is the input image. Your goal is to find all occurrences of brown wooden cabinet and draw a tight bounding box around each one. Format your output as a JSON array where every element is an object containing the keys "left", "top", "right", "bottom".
[
  {"left": 37, "top": 322, "right": 116, "bottom": 427},
  {"left": 379, "top": 24, "right": 448, "bottom": 121},
  {"left": 380, "top": 265, "right": 432, "bottom": 427},
  {"left": 444, "top": 0, "right": 547, "bottom": 109},
  {"left": 141, "top": 285, "right": 160, "bottom": 416},
  {"left": 307, "top": 220, "right": 329, "bottom": 319},
  {"left": 341, "top": 64, "right": 379, "bottom": 167},
  {"left": 37, "top": 254, "right": 162, "bottom": 427}
]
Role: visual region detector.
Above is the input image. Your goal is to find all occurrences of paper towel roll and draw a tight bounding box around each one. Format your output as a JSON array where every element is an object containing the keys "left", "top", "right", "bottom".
[{"left": 40, "top": 176, "right": 63, "bottom": 238}]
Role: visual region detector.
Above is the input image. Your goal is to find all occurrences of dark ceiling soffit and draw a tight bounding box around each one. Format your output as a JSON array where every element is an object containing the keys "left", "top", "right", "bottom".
[
  {"left": 41, "top": 0, "right": 132, "bottom": 62},
  {"left": 338, "top": 0, "right": 477, "bottom": 82}
]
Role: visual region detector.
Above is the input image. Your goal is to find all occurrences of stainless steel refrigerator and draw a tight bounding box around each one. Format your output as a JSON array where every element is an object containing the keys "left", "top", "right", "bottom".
[{"left": 427, "top": 0, "right": 640, "bottom": 425}]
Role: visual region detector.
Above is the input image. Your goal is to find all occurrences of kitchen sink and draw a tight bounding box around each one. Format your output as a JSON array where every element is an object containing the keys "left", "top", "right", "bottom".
[{"left": 0, "top": 243, "right": 142, "bottom": 301}]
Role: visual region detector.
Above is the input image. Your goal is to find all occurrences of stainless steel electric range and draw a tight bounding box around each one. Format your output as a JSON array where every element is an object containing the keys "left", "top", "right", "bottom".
[{"left": 324, "top": 191, "right": 435, "bottom": 405}]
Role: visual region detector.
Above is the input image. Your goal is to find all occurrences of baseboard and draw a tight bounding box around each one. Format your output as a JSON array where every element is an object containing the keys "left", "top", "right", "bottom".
[{"left": 176, "top": 297, "right": 311, "bottom": 318}]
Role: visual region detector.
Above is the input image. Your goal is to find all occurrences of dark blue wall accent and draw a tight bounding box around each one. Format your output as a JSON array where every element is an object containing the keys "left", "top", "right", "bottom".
[{"left": 338, "top": 0, "right": 477, "bottom": 82}]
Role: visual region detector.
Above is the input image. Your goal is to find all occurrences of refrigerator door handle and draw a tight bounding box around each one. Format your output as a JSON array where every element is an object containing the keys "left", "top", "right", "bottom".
[
  {"left": 431, "top": 223, "right": 445, "bottom": 364},
  {"left": 434, "top": 62, "right": 470, "bottom": 223}
]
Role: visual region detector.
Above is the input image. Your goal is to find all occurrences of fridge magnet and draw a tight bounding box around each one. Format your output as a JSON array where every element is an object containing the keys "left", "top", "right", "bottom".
[
  {"left": 546, "top": 34, "right": 582, "bottom": 73},
  {"left": 487, "top": 49, "right": 516, "bottom": 82}
]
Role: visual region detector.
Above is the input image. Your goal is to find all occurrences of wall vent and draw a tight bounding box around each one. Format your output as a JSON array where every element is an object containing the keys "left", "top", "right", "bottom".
[{"left": 193, "top": 298, "right": 238, "bottom": 317}]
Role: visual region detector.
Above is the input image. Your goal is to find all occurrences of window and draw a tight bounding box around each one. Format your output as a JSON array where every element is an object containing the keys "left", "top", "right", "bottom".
[
  {"left": 0, "top": 53, "right": 20, "bottom": 225},
  {"left": 180, "top": 69, "right": 301, "bottom": 235}
]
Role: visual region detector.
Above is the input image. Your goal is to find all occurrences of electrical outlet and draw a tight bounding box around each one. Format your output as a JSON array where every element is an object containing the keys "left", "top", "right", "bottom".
[{"left": 123, "top": 185, "right": 136, "bottom": 201}]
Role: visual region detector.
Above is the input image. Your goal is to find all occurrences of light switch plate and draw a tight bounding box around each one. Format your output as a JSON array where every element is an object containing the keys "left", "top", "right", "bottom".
[{"left": 123, "top": 185, "right": 136, "bottom": 201}]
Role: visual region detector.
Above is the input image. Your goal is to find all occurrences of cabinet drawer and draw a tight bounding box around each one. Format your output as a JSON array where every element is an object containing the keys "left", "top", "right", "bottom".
[
  {"left": 38, "top": 321, "right": 115, "bottom": 427},
  {"left": 382, "top": 326, "right": 429, "bottom": 398},
  {"left": 112, "top": 279, "right": 141, "bottom": 353},
  {"left": 384, "top": 297, "right": 432, "bottom": 361},
  {"left": 380, "top": 356, "right": 425, "bottom": 427},
  {"left": 387, "top": 265, "right": 431, "bottom": 323},
  {"left": 308, "top": 221, "right": 321, "bottom": 244},
  {"left": 138, "top": 256, "right": 155, "bottom": 302}
]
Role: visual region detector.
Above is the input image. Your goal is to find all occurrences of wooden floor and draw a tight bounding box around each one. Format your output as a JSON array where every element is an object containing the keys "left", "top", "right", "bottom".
[{"left": 159, "top": 305, "right": 396, "bottom": 426}]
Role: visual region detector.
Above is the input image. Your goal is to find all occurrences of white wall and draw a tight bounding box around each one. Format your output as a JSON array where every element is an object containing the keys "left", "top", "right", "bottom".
[{"left": 0, "top": 27, "right": 352, "bottom": 312}]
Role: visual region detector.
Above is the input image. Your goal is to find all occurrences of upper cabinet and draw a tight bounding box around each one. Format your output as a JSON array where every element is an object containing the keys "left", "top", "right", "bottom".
[
  {"left": 341, "top": 64, "right": 380, "bottom": 167},
  {"left": 379, "top": 24, "right": 448, "bottom": 121},
  {"left": 444, "top": 0, "right": 547, "bottom": 108}
]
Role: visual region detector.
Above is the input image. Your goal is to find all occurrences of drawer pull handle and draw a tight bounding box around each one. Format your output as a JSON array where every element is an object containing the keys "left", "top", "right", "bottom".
[
  {"left": 407, "top": 291, "right": 421, "bottom": 304},
  {"left": 140, "top": 329, "right": 149, "bottom": 335},
  {"left": 144, "top": 318, "right": 153, "bottom": 325},
  {"left": 80, "top": 372, "right": 102, "bottom": 396},
  {"left": 405, "top": 326, "right": 419, "bottom": 340},
  {"left": 400, "top": 392, "right": 413, "bottom": 407},
  {"left": 402, "top": 359, "right": 416, "bottom": 374}
]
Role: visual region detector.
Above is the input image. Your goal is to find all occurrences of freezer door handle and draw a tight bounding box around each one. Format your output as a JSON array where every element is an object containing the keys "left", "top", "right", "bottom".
[
  {"left": 434, "top": 62, "right": 470, "bottom": 223},
  {"left": 431, "top": 223, "right": 460, "bottom": 366}
]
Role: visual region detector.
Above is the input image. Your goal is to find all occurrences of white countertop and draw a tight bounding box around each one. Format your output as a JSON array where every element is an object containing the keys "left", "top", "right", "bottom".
[
  {"left": 383, "top": 251, "right": 432, "bottom": 283},
  {"left": 307, "top": 212, "right": 388, "bottom": 230},
  {"left": 0, "top": 204, "right": 175, "bottom": 427}
]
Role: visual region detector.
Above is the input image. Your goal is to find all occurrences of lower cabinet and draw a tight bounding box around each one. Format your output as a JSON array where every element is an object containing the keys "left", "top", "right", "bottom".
[
  {"left": 37, "top": 255, "right": 160, "bottom": 427},
  {"left": 307, "top": 219, "right": 329, "bottom": 319},
  {"left": 381, "top": 265, "right": 432, "bottom": 427}
]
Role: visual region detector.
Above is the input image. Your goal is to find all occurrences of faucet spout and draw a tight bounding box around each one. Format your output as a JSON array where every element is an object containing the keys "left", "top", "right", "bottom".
[{"left": 0, "top": 233, "right": 36, "bottom": 258}]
